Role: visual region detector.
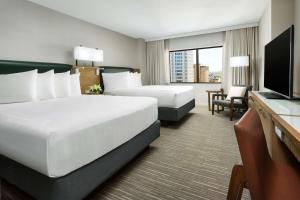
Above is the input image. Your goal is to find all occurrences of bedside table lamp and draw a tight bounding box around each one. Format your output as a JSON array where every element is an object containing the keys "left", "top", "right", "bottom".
[
  {"left": 74, "top": 46, "right": 103, "bottom": 67},
  {"left": 74, "top": 46, "right": 91, "bottom": 66},
  {"left": 92, "top": 48, "right": 103, "bottom": 75}
]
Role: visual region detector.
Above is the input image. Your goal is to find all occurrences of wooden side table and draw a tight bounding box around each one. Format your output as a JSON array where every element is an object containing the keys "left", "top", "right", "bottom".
[
  {"left": 206, "top": 89, "right": 224, "bottom": 111},
  {"left": 72, "top": 66, "right": 100, "bottom": 94}
]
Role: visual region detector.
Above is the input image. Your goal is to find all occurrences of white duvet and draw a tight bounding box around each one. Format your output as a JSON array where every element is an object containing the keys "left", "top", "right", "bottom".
[
  {"left": 104, "top": 85, "right": 195, "bottom": 108},
  {"left": 0, "top": 95, "right": 157, "bottom": 177}
]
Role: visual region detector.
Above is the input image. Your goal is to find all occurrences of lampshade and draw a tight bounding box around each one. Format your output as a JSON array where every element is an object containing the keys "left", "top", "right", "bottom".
[
  {"left": 74, "top": 46, "right": 92, "bottom": 61},
  {"left": 74, "top": 46, "right": 103, "bottom": 62},
  {"left": 230, "top": 56, "right": 249, "bottom": 67},
  {"left": 92, "top": 49, "right": 103, "bottom": 62}
]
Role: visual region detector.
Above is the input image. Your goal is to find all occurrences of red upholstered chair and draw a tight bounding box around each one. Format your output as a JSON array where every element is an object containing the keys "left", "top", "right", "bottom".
[{"left": 227, "top": 108, "right": 300, "bottom": 200}]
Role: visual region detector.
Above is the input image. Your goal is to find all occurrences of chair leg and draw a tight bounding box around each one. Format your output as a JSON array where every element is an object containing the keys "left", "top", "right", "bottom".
[
  {"left": 227, "top": 165, "right": 247, "bottom": 200},
  {"left": 212, "top": 103, "right": 215, "bottom": 115},
  {"left": 230, "top": 106, "right": 234, "bottom": 121}
]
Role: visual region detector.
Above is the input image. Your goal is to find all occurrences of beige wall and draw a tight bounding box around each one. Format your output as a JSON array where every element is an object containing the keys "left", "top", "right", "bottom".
[
  {"left": 271, "top": 0, "right": 295, "bottom": 39},
  {"left": 258, "top": 0, "right": 299, "bottom": 95},
  {"left": 258, "top": 1, "right": 272, "bottom": 91},
  {"left": 294, "top": 0, "right": 300, "bottom": 96},
  {"left": 0, "top": 0, "right": 145, "bottom": 69},
  {"left": 136, "top": 38, "right": 147, "bottom": 84}
]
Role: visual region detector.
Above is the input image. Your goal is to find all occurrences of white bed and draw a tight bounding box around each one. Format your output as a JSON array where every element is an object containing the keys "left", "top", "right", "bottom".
[
  {"left": 0, "top": 95, "right": 157, "bottom": 178},
  {"left": 104, "top": 85, "right": 195, "bottom": 108}
]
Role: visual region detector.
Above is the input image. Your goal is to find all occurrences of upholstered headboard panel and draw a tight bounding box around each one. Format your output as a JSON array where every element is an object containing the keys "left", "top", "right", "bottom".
[
  {"left": 99, "top": 66, "right": 134, "bottom": 73},
  {"left": 0, "top": 60, "right": 72, "bottom": 74},
  {"left": 99, "top": 66, "right": 135, "bottom": 90}
]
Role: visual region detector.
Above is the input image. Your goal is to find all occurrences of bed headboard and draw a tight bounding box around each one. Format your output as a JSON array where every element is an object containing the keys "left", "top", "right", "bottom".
[
  {"left": 99, "top": 66, "right": 134, "bottom": 73},
  {"left": 0, "top": 60, "right": 72, "bottom": 74},
  {"left": 98, "top": 66, "right": 135, "bottom": 90}
]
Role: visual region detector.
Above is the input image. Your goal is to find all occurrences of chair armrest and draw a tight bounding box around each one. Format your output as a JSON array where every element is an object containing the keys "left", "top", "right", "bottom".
[
  {"left": 213, "top": 94, "right": 227, "bottom": 100},
  {"left": 230, "top": 96, "right": 246, "bottom": 104},
  {"left": 230, "top": 96, "right": 244, "bottom": 100},
  {"left": 207, "top": 90, "right": 222, "bottom": 93}
]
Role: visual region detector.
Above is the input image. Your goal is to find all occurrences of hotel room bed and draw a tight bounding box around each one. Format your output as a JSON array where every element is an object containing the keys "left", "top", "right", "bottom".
[
  {"left": 100, "top": 66, "right": 196, "bottom": 121},
  {"left": 0, "top": 60, "right": 160, "bottom": 200}
]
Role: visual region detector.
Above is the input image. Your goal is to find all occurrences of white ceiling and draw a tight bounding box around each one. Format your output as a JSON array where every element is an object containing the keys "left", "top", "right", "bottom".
[{"left": 27, "top": 0, "right": 268, "bottom": 40}]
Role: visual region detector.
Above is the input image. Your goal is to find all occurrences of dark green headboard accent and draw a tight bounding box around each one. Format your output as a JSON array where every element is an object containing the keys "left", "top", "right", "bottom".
[
  {"left": 98, "top": 66, "right": 135, "bottom": 90},
  {"left": 99, "top": 66, "right": 134, "bottom": 73},
  {"left": 0, "top": 60, "right": 72, "bottom": 74}
]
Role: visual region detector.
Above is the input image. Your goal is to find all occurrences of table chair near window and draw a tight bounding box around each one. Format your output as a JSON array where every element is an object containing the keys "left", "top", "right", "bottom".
[{"left": 207, "top": 85, "right": 252, "bottom": 121}]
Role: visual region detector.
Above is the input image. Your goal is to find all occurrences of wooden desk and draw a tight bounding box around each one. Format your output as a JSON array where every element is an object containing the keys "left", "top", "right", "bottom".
[
  {"left": 272, "top": 115, "right": 300, "bottom": 162},
  {"left": 250, "top": 91, "right": 300, "bottom": 164}
]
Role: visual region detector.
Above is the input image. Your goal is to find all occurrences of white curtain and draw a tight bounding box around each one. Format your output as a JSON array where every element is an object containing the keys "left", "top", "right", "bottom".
[
  {"left": 222, "top": 27, "right": 259, "bottom": 92},
  {"left": 146, "top": 40, "right": 170, "bottom": 85}
]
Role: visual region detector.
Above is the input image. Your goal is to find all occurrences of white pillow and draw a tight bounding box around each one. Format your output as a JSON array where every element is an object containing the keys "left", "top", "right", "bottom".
[
  {"left": 128, "top": 72, "right": 142, "bottom": 88},
  {"left": 54, "top": 71, "right": 71, "bottom": 98},
  {"left": 37, "top": 70, "right": 56, "bottom": 100},
  {"left": 226, "top": 86, "right": 247, "bottom": 103},
  {"left": 70, "top": 74, "right": 82, "bottom": 96},
  {"left": 102, "top": 72, "right": 129, "bottom": 91},
  {"left": 0, "top": 70, "right": 38, "bottom": 103}
]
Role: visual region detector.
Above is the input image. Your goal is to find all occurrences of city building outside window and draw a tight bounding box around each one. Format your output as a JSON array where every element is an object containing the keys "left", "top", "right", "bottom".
[{"left": 169, "top": 46, "right": 223, "bottom": 83}]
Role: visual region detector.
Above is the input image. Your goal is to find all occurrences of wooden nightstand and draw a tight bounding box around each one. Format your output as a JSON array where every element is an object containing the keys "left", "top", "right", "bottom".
[
  {"left": 83, "top": 92, "right": 102, "bottom": 95},
  {"left": 72, "top": 66, "right": 100, "bottom": 94}
]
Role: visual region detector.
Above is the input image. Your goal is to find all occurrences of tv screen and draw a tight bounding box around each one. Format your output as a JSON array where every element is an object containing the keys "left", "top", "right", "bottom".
[{"left": 264, "top": 25, "right": 294, "bottom": 98}]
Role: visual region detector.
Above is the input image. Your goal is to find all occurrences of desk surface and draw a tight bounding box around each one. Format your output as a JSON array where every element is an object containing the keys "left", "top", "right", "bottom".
[
  {"left": 251, "top": 91, "right": 300, "bottom": 116},
  {"left": 279, "top": 116, "right": 300, "bottom": 133},
  {"left": 251, "top": 91, "right": 300, "bottom": 163},
  {"left": 272, "top": 114, "right": 300, "bottom": 162},
  {"left": 273, "top": 115, "right": 300, "bottom": 142}
]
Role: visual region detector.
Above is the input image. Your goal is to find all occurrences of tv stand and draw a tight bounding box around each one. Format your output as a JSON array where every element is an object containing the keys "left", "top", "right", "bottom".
[{"left": 258, "top": 92, "right": 286, "bottom": 99}]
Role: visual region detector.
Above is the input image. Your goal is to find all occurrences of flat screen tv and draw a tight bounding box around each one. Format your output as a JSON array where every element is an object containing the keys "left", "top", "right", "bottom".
[{"left": 264, "top": 25, "right": 294, "bottom": 99}]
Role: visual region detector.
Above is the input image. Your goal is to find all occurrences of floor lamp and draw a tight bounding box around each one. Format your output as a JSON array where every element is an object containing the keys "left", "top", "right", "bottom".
[{"left": 230, "top": 56, "right": 249, "bottom": 86}]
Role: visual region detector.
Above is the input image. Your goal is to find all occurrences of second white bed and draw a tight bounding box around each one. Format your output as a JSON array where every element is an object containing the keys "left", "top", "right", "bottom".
[{"left": 104, "top": 85, "right": 195, "bottom": 108}]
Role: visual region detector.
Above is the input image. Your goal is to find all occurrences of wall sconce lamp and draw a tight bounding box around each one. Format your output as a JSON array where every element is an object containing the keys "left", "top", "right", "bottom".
[{"left": 74, "top": 46, "right": 103, "bottom": 66}]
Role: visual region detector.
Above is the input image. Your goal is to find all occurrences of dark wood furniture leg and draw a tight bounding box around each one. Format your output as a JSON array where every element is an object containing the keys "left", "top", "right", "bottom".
[
  {"left": 227, "top": 165, "right": 247, "bottom": 200},
  {"left": 220, "top": 89, "right": 224, "bottom": 111},
  {"left": 230, "top": 98, "right": 235, "bottom": 121},
  {"left": 207, "top": 89, "right": 224, "bottom": 111},
  {"left": 207, "top": 91, "right": 211, "bottom": 111},
  {"left": 217, "top": 95, "right": 220, "bottom": 113},
  {"left": 230, "top": 107, "right": 234, "bottom": 121}
]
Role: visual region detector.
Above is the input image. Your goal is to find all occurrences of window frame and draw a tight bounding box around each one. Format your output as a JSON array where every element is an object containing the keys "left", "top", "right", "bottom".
[{"left": 169, "top": 45, "right": 223, "bottom": 84}]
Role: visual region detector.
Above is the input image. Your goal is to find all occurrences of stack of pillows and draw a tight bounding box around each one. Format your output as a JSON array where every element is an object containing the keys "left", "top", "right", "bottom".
[
  {"left": 102, "top": 71, "right": 142, "bottom": 92},
  {"left": 0, "top": 70, "right": 82, "bottom": 104}
]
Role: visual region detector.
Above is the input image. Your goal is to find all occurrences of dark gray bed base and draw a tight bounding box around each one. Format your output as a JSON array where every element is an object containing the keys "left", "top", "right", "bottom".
[
  {"left": 159, "top": 99, "right": 195, "bottom": 121},
  {"left": 0, "top": 121, "right": 160, "bottom": 200}
]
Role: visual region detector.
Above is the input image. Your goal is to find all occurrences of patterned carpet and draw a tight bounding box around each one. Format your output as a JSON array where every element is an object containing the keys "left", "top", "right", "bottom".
[{"left": 88, "top": 106, "right": 250, "bottom": 200}]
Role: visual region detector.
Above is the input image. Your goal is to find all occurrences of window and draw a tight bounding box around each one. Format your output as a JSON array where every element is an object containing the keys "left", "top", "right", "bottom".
[{"left": 169, "top": 46, "right": 223, "bottom": 83}]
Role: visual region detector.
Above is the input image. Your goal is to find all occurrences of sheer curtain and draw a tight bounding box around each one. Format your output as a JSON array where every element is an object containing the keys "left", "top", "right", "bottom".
[
  {"left": 146, "top": 40, "right": 170, "bottom": 85},
  {"left": 222, "top": 27, "right": 259, "bottom": 92}
]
